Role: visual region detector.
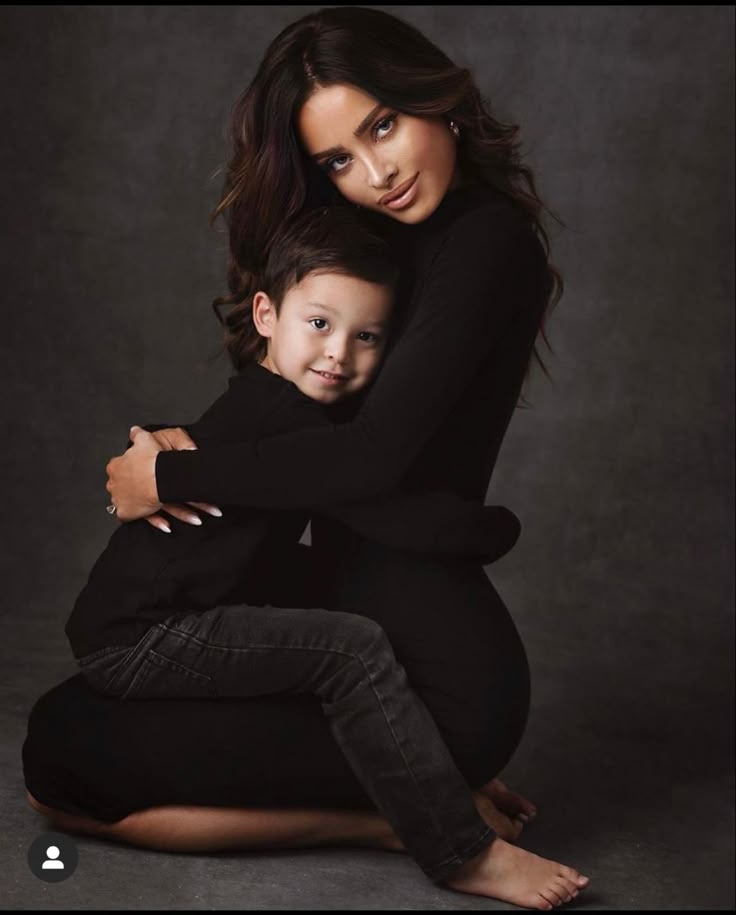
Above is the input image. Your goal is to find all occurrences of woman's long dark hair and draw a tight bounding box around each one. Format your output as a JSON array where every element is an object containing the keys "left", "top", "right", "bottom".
[{"left": 208, "top": 5, "right": 566, "bottom": 397}]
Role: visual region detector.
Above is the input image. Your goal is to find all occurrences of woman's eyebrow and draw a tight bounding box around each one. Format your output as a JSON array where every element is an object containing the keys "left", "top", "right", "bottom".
[{"left": 311, "top": 104, "right": 384, "bottom": 162}]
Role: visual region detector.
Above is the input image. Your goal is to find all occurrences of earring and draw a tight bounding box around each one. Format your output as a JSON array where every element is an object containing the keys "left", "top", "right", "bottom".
[{"left": 449, "top": 120, "right": 460, "bottom": 139}]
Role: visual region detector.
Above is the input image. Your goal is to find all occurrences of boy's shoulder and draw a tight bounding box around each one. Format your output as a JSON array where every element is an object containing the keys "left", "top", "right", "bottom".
[
  {"left": 230, "top": 362, "right": 329, "bottom": 436},
  {"left": 231, "top": 362, "right": 321, "bottom": 410}
]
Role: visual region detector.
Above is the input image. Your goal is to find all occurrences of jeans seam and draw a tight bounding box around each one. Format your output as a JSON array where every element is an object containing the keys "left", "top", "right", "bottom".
[{"left": 355, "top": 637, "right": 467, "bottom": 868}]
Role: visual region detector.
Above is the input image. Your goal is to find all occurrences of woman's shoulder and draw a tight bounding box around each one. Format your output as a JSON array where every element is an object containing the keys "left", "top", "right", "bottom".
[
  {"left": 444, "top": 184, "right": 532, "bottom": 239},
  {"left": 425, "top": 184, "right": 543, "bottom": 275}
]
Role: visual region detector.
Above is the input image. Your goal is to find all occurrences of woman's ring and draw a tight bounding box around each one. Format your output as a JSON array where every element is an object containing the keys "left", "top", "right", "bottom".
[{"left": 106, "top": 504, "right": 117, "bottom": 515}]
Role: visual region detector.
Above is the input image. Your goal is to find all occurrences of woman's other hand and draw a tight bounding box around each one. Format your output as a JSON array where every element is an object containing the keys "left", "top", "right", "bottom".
[{"left": 107, "top": 425, "right": 222, "bottom": 531}]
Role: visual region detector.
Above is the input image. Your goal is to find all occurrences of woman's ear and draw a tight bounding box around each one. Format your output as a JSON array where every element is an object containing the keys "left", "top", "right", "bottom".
[{"left": 252, "top": 291, "right": 277, "bottom": 338}]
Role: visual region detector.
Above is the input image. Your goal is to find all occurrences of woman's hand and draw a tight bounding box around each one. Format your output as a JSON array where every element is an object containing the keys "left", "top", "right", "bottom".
[
  {"left": 142, "top": 427, "right": 222, "bottom": 533},
  {"left": 106, "top": 425, "right": 222, "bottom": 532}
]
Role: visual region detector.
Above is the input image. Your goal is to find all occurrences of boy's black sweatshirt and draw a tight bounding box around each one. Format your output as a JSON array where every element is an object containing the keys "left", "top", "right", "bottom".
[{"left": 65, "top": 361, "right": 521, "bottom": 660}]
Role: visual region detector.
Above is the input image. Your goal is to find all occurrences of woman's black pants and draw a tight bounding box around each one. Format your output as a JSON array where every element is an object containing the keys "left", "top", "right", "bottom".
[{"left": 22, "top": 528, "right": 531, "bottom": 857}]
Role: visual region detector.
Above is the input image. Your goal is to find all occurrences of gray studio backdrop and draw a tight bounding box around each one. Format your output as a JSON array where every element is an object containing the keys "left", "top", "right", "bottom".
[{"left": 2, "top": 0, "right": 733, "bottom": 872}]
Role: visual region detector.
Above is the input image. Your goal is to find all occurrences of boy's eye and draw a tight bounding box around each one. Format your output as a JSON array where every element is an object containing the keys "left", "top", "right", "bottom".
[
  {"left": 358, "top": 332, "right": 380, "bottom": 344},
  {"left": 309, "top": 318, "right": 328, "bottom": 330}
]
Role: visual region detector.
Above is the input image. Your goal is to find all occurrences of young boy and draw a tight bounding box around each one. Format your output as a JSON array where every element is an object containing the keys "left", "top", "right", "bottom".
[{"left": 65, "top": 205, "right": 521, "bottom": 885}]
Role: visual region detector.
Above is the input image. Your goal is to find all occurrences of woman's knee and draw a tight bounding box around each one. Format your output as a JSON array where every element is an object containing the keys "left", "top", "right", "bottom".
[{"left": 449, "top": 695, "right": 530, "bottom": 788}]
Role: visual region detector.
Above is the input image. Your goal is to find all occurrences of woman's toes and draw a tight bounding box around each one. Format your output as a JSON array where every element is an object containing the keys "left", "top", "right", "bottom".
[{"left": 485, "top": 777, "right": 538, "bottom": 820}]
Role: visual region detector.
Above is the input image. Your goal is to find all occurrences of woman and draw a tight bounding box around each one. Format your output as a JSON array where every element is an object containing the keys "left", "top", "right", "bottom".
[{"left": 24, "top": 7, "right": 588, "bottom": 908}]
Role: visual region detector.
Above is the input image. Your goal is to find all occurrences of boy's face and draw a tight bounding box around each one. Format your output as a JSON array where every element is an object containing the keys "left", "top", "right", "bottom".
[{"left": 252, "top": 270, "right": 392, "bottom": 404}]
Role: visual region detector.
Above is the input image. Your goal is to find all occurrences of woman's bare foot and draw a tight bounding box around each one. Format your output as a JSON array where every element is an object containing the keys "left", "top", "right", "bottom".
[
  {"left": 26, "top": 790, "right": 109, "bottom": 838},
  {"left": 480, "top": 777, "right": 537, "bottom": 824},
  {"left": 472, "top": 791, "right": 524, "bottom": 842},
  {"left": 445, "top": 835, "right": 589, "bottom": 909}
]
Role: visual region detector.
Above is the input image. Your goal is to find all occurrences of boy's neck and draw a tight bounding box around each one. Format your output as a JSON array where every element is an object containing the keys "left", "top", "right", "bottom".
[{"left": 259, "top": 353, "right": 278, "bottom": 376}]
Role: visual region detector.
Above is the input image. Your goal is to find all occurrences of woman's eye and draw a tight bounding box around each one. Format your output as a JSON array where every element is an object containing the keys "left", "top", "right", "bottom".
[
  {"left": 324, "top": 113, "right": 397, "bottom": 174},
  {"left": 309, "top": 318, "right": 328, "bottom": 330},
  {"left": 325, "top": 156, "right": 350, "bottom": 174},
  {"left": 358, "top": 332, "right": 379, "bottom": 344},
  {"left": 374, "top": 115, "right": 396, "bottom": 139}
]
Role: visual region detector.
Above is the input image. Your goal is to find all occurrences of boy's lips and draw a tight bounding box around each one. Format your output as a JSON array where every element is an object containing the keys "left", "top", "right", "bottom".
[{"left": 311, "top": 368, "right": 351, "bottom": 382}]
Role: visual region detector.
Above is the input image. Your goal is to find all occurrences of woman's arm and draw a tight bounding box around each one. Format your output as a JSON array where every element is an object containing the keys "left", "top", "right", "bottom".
[
  {"left": 320, "top": 494, "right": 522, "bottom": 564},
  {"left": 123, "top": 391, "right": 522, "bottom": 560},
  {"left": 115, "top": 206, "right": 544, "bottom": 514}
]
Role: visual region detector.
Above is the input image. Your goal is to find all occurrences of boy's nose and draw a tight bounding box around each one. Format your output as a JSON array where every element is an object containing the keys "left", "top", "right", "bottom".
[{"left": 325, "top": 338, "right": 350, "bottom": 364}]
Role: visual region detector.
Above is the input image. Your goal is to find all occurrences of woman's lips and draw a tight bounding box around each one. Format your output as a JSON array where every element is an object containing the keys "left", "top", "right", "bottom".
[{"left": 381, "top": 173, "right": 419, "bottom": 210}]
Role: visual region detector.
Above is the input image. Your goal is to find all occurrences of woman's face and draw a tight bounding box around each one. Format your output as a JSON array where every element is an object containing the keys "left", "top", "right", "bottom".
[{"left": 297, "top": 83, "right": 463, "bottom": 224}]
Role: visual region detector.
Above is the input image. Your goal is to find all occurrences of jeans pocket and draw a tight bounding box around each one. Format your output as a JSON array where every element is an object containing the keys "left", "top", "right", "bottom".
[
  {"left": 120, "top": 649, "right": 218, "bottom": 701},
  {"left": 77, "top": 647, "right": 132, "bottom": 695}
]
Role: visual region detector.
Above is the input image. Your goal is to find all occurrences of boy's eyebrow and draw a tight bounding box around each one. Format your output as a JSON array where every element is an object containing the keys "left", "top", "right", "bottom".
[
  {"left": 304, "top": 301, "right": 338, "bottom": 313},
  {"left": 311, "top": 104, "right": 384, "bottom": 162}
]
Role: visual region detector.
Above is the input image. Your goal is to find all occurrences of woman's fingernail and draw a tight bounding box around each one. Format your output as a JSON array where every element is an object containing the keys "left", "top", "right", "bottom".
[
  {"left": 159, "top": 523, "right": 171, "bottom": 534},
  {"left": 189, "top": 516, "right": 202, "bottom": 525},
  {"left": 207, "top": 507, "right": 223, "bottom": 517}
]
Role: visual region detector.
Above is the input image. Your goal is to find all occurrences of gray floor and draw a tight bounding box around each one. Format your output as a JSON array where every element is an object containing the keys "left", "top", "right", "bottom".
[{"left": 3, "top": 628, "right": 734, "bottom": 910}]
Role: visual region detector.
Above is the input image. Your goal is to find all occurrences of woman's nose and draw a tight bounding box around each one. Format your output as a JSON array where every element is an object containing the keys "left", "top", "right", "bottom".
[{"left": 365, "top": 155, "right": 397, "bottom": 190}]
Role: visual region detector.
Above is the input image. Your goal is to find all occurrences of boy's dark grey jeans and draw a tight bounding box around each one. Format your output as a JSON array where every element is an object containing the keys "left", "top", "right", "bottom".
[{"left": 77, "top": 603, "right": 496, "bottom": 883}]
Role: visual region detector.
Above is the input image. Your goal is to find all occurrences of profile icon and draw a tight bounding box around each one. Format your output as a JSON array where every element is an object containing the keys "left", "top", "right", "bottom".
[
  {"left": 41, "top": 845, "right": 64, "bottom": 869},
  {"left": 27, "top": 832, "right": 78, "bottom": 882}
]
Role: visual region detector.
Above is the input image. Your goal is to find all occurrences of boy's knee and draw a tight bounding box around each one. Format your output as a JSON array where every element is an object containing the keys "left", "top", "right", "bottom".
[{"left": 332, "top": 612, "right": 391, "bottom": 657}]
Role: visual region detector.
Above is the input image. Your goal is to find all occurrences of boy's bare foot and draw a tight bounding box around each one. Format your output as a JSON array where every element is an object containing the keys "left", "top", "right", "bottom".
[
  {"left": 472, "top": 791, "right": 524, "bottom": 842},
  {"left": 480, "top": 777, "right": 537, "bottom": 824},
  {"left": 445, "top": 835, "right": 589, "bottom": 909}
]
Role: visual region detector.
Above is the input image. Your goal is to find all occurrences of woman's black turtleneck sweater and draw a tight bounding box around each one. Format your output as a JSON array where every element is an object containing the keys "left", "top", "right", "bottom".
[{"left": 153, "top": 184, "right": 551, "bottom": 520}]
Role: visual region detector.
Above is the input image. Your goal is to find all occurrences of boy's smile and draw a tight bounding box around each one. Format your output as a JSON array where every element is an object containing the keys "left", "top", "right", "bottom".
[{"left": 253, "top": 270, "right": 393, "bottom": 404}]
